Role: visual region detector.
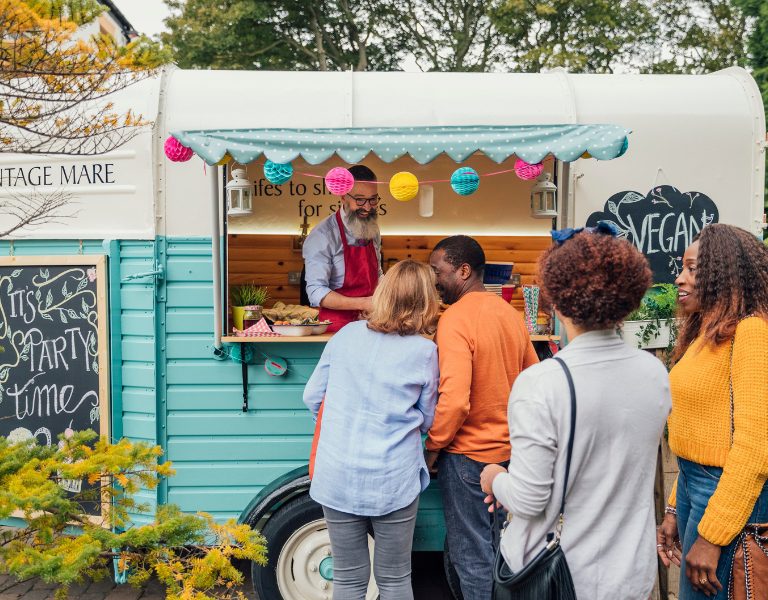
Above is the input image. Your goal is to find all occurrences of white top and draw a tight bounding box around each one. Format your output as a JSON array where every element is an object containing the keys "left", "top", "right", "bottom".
[{"left": 492, "top": 330, "right": 671, "bottom": 600}]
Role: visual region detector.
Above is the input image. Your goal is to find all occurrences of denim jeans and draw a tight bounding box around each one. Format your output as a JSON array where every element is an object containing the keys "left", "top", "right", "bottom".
[
  {"left": 439, "top": 452, "right": 507, "bottom": 600},
  {"left": 677, "top": 458, "right": 768, "bottom": 600},
  {"left": 322, "top": 498, "right": 419, "bottom": 600}
]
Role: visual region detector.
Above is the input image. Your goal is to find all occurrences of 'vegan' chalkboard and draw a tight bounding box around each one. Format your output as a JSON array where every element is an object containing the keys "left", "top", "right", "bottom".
[
  {"left": 0, "top": 256, "right": 109, "bottom": 517},
  {"left": 586, "top": 185, "right": 719, "bottom": 283}
]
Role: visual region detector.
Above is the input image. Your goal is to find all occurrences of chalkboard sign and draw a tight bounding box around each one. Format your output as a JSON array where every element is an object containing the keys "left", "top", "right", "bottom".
[
  {"left": 0, "top": 256, "right": 109, "bottom": 518},
  {"left": 586, "top": 185, "right": 719, "bottom": 283}
]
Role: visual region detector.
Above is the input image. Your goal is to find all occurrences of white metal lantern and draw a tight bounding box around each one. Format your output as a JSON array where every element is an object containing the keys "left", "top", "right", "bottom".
[
  {"left": 530, "top": 172, "right": 558, "bottom": 219},
  {"left": 226, "top": 168, "right": 253, "bottom": 216}
]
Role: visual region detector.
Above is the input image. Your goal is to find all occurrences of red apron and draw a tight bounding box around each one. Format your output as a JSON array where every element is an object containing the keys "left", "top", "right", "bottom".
[
  {"left": 318, "top": 209, "right": 379, "bottom": 333},
  {"left": 310, "top": 210, "right": 378, "bottom": 478}
]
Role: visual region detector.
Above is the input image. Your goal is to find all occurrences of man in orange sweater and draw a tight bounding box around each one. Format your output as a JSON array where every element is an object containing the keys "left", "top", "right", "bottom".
[{"left": 426, "top": 235, "right": 538, "bottom": 600}]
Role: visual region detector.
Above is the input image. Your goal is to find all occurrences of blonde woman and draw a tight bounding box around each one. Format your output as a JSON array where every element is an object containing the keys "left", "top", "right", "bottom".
[{"left": 303, "top": 259, "right": 440, "bottom": 600}]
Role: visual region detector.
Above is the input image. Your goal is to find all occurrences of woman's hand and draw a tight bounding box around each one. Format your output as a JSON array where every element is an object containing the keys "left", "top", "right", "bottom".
[
  {"left": 656, "top": 512, "right": 682, "bottom": 567},
  {"left": 480, "top": 463, "right": 506, "bottom": 495},
  {"left": 686, "top": 536, "right": 722, "bottom": 597}
]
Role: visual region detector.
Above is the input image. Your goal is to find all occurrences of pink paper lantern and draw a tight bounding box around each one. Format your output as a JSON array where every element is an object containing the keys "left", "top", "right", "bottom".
[
  {"left": 514, "top": 158, "right": 544, "bottom": 181},
  {"left": 164, "top": 136, "right": 194, "bottom": 162},
  {"left": 325, "top": 167, "right": 355, "bottom": 196}
]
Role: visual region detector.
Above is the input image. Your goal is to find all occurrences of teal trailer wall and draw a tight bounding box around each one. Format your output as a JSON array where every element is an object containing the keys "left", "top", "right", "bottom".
[
  {"left": 164, "top": 238, "right": 317, "bottom": 521},
  {"left": 0, "top": 237, "right": 445, "bottom": 550}
]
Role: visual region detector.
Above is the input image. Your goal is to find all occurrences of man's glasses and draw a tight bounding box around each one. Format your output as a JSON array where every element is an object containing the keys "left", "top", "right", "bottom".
[{"left": 346, "top": 194, "right": 380, "bottom": 207}]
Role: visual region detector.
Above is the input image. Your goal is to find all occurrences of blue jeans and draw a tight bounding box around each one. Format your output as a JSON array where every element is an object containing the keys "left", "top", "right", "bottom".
[
  {"left": 439, "top": 452, "right": 507, "bottom": 600},
  {"left": 677, "top": 458, "right": 768, "bottom": 600}
]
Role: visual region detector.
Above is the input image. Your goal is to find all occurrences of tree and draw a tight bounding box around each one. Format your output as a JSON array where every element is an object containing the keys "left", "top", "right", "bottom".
[
  {"left": 648, "top": 0, "right": 751, "bottom": 74},
  {"left": 490, "top": 0, "right": 658, "bottom": 73},
  {"left": 382, "top": 0, "right": 506, "bottom": 72},
  {"left": 0, "top": 0, "right": 170, "bottom": 238},
  {"left": 0, "top": 431, "right": 267, "bottom": 599},
  {"left": 163, "top": 0, "right": 404, "bottom": 71}
]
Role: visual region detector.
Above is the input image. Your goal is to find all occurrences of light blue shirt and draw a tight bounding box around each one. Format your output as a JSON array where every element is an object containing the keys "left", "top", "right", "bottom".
[
  {"left": 302, "top": 208, "right": 382, "bottom": 307},
  {"left": 303, "top": 320, "right": 439, "bottom": 516}
]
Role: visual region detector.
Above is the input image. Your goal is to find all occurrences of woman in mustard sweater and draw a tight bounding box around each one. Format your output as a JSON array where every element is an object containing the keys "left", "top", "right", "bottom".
[{"left": 657, "top": 224, "right": 768, "bottom": 599}]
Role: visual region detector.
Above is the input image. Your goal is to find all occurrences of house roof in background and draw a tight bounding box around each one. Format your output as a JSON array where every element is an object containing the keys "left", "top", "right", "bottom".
[{"left": 99, "top": 0, "right": 137, "bottom": 39}]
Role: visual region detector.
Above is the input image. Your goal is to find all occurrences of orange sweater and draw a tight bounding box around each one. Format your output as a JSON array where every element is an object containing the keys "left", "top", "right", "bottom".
[
  {"left": 668, "top": 316, "right": 768, "bottom": 545},
  {"left": 426, "top": 291, "right": 539, "bottom": 463}
]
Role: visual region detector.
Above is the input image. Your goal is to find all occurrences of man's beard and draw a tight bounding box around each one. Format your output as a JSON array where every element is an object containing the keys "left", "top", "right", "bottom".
[{"left": 347, "top": 208, "right": 379, "bottom": 241}]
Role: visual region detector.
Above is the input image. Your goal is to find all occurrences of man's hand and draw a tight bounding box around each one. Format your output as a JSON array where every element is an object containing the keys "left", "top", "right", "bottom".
[
  {"left": 480, "top": 463, "right": 506, "bottom": 495},
  {"left": 656, "top": 512, "right": 682, "bottom": 567},
  {"left": 359, "top": 296, "right": 373, "bottom": 313},
  {"left": 686, "top": 536, "right": 722, "bottom": 597},
  {"left": 425, "top": 450, "right": 440, "bottom": 474}
]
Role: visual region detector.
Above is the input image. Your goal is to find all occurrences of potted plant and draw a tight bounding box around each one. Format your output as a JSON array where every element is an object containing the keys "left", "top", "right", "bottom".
[
  {"left": 230, "top": 283, "right": 269, "bottom": 331},
  {"left": 620, "top": 283, "right": 678, "bottom": 350}
]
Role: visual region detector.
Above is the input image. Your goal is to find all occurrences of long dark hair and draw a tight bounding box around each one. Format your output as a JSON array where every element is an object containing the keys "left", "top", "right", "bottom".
[{"left": 674, "top": 224, "right": 768, "bottom": 359}]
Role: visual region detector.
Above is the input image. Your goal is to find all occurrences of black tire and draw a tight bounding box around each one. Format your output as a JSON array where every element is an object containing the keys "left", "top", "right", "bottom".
[
  {"left": 251, "top": 493, "right": 325, "bottom": 600},
  {"left": 443, "top": 537, "right": 465, "bottom": 600}
]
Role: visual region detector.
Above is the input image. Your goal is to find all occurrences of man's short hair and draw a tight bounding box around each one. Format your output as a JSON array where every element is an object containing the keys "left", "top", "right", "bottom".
[
  {"left": 349, "top": 164, "right": 377, "bottom": 182},
  {"left": 433, "top": 235, "right": 486, "bottom": 276}
]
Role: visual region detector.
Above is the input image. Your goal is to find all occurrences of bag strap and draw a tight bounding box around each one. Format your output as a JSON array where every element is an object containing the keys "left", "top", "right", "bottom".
[{"left": 553, "top": 356, "right": 577, "bottom": 523}]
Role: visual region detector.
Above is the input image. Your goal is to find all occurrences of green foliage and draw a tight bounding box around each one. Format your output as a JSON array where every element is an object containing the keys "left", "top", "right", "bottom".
[
  {"left": 163, "top": 0, "right": 405, "bottom": 71},
  {"left": 0, "top": 431, "right": 267, "bottom": 599},
  {"left": 491, "top": 0, "right": 658, "bottom": 73},
  {"left": 24, "top": 0, "right": 105, "bottom": 25},
  {"left": 625, "top": 283, "right": 679, "bottom": 351},
  {"left": 648, "top": 0, "right": 750, "bottom": 74},
  {"left": 230, "top": 283, "right": 269, "bottom": 307}
]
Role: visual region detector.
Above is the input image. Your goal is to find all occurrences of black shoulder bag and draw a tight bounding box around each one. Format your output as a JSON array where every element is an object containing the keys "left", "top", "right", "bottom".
[{"left": 492, "top": 356, "right": 578, "bottom": 600}]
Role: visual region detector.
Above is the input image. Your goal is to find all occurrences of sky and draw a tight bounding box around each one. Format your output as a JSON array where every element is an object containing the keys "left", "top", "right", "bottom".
[{"left": 111, "top": 0, "right": 172, "bottom": 38}]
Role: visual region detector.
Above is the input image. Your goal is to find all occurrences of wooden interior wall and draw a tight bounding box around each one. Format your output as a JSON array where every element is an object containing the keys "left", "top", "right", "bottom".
[{"left": 227, "top": 234, "right": 551, "bottom": 312}]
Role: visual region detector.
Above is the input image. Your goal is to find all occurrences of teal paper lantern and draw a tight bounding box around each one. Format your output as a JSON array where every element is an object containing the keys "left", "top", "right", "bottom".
[
  {"left": 264, "top": 160, "right": 293, "bottom": 185},
  {"left": 450, "top": 167, "right": 480, "bottom": 196}
]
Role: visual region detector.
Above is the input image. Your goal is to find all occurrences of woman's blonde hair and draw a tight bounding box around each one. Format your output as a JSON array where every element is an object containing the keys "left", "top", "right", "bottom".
[{"left": 367, "top": 259, "right": 440, "bottom": 336}]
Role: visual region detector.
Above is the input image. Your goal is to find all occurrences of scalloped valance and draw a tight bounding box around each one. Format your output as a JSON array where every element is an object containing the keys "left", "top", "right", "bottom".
[{"left": 171, "top": 124, "right": 630, "bottom": 166}]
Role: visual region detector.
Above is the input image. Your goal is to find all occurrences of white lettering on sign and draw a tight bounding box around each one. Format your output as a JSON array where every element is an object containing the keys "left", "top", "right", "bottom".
[{"left": 0, "top": 163, "right": 116, "bottom": 188}]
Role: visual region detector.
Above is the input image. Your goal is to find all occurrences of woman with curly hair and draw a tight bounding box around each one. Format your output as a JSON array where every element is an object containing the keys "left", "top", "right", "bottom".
[
  {"left": 480, "top": 224, "right": 671, "bottom": 600},
  {"left": 657, "top": 224, "right": 768, "bottom": 600}
]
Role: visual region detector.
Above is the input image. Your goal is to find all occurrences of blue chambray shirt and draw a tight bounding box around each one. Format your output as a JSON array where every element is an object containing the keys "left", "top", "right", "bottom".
[
  {"left": 302, "top": 208, "right": 382, "bottom": 307},
  {"left": 303, "top": 320, "right": 439, "bottom": 516}
]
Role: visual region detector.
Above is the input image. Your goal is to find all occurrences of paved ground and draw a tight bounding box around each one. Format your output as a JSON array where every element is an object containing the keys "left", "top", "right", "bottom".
[{"left": 0, "top": 554, "right": 453, "bottom": 599}]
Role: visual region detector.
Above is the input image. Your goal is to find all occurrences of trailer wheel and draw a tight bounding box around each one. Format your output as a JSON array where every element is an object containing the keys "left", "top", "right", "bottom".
[
  {"left": 252, "top": 493, "right": 379, "bottom": 600},
  {"left": 443, "top": 538, "right": 464, "bottom": 600}
]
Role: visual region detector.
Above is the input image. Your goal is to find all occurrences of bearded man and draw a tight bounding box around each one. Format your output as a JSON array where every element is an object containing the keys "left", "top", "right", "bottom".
[{"left": 302, "top": 165, "right": 382, "bottom": 332}]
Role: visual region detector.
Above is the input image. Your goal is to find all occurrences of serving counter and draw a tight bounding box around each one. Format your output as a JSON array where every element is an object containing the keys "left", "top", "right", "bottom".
[{"left": 222, "top": 334, "right": 561, "bottom": 343}]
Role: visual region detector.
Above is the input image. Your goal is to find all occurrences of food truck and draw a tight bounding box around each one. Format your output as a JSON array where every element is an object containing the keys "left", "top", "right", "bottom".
[{"left": 0, "top": 66, "right": 764, "bottom": 600}]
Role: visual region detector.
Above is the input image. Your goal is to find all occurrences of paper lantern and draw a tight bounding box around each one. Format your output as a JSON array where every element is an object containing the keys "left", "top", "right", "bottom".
[
  {"left": 215, "top": 153, "right": 232, "bottom": 166},
  {"left": 264, "top": 160, "right": 293, "bottom": 185},
  {"left": 325, "top": 167, "right": 355, "bottom": 196},
  {"left": 581, "top": 151, "right": 592, "bottom": 159},
  {"left": 514, "top": 159, "right": 544, "bottom": 180},
  {"left": 389, "top": 171, "right": 419, "bottom": 202},
  {"left": 164, "top": 136, "right": 194, "bottom": 162},
  {"left": 450, "top": 167, "right": 480, "bottom": 196}
]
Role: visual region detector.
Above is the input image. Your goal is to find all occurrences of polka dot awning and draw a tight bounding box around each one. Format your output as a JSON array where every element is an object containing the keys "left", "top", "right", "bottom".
[{"left": 171, "top": 124, "right": 631, "bottom": 166}]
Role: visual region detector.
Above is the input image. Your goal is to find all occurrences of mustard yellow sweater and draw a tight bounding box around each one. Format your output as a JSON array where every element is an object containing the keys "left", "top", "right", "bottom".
[{"left": 668, "top": 316, "right": 768, "bottom": 546}]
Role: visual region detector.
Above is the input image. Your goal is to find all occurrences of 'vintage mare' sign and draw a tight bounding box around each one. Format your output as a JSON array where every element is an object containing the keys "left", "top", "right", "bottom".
[
  {"left": 0, "top": 256, "right": 109, "bottom": 517},
  {"left": 586, "top": 185, "right": 719, "bottom": 283}
]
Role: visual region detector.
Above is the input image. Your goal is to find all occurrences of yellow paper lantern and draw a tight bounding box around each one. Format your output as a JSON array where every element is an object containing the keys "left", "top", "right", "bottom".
[
  {"left": 581, "top": 151, "right": 592, "bottom": 159},
  {"left": 215, "top": 153, "right": 232, "bottom": 166},
  {"left": 389, "top": 171, "right": 419, "bottom": 202}
]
